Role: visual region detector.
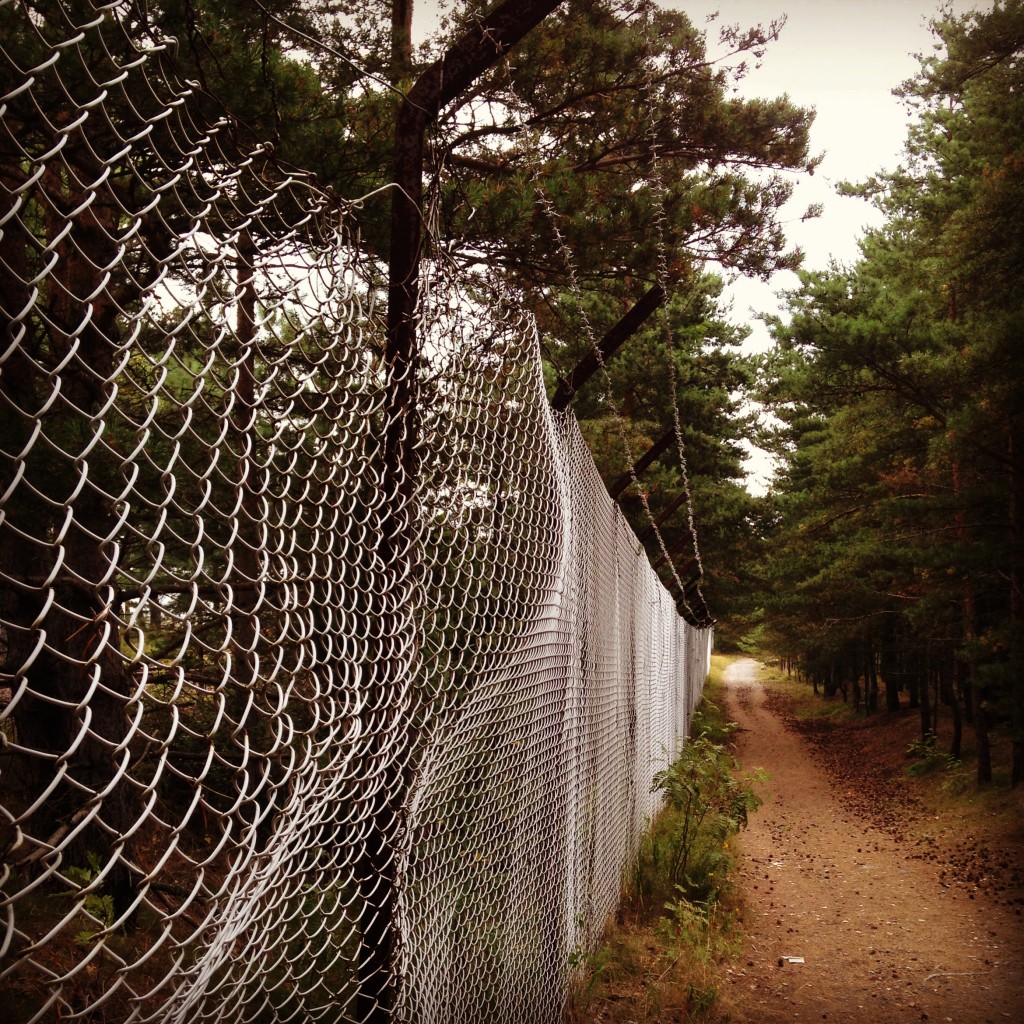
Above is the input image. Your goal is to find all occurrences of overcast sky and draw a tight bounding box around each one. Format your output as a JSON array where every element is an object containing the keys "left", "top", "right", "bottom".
[{"left": 668, "top": 1, "right": 978, "bottom": 345}]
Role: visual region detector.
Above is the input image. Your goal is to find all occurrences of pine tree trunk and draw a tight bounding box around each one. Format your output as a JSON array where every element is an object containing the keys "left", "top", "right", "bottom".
[
  {"left": 953, "top": 460, "right": 991, "bottom": 784},
  {"left": 865, "top": 643, "right": 879, "bottom": 714},
  {"left": 879, "top": 632, "right": 901, "bottom": 712},
  {"left": 917, "top": 666, "right": 929, "bottom": 735},
  {"left": 964, "top": 584, "right": 990, "bottom": 784},
  {"left": 948, "top": 667, "right": 963, "bottom": 761},
  {"left": 971, "top": 658, "right": 992, "bottom": 785},
  {"left": 5, "top": 164, "right": 144, "bottom": 922},
  {"left": 907, "top": 642, "right": 920, "bottom": 711},
  {"left": 1009, "top": 417, "right": 1024, "bottom": 787}
]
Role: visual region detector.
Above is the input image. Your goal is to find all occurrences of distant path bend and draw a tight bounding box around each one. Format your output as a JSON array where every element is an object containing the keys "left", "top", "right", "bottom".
[{"left": 716, "top": 657, "right": 1023, "bottom": 1024}]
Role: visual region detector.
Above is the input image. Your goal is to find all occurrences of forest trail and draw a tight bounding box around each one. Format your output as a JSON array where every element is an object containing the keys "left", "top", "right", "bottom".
[{"left": 715, "top": 658, "right": 1024, "bottom": 1024}]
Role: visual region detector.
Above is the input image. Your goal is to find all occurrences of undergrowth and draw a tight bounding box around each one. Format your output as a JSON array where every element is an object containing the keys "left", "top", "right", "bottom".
[
  {"left": 905, "top": 733, "right": 972, "bottom": 794},
  {"left": 566, "top": 656, "right": 768, "bottom": 1022}
]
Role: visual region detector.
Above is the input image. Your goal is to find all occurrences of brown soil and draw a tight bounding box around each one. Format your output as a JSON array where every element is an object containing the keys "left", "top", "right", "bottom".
[{"left": 715, "top": 658, "right": 1024, "bottom": 1024}]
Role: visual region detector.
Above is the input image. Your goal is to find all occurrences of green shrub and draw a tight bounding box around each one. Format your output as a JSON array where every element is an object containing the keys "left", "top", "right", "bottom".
[
  {"left": 629, "top": 697, "right": 767, "bottom": 917},
  {"left": 651, "top": 736, "right": 766, "bottom": 902},
  {"left": 569, "top": 687, "right": 768, "bottom": 1021},
  {"left": 905, "top": 733, "right": 962, "bottom": 777}
]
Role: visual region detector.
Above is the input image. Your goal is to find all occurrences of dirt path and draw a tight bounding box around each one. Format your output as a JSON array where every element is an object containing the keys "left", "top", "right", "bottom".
[{"left": 716, "top": 658, "right": 1024, "bottom": 1024}]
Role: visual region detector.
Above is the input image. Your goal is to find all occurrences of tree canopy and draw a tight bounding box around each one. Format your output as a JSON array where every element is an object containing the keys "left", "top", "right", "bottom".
[{"left": 749, "top": 0, "right": 1024, "bottom": 786}]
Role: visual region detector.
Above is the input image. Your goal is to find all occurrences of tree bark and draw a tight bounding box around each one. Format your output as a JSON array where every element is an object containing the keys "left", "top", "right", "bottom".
[
  {"left": 865, "top": 642, "right": 878, "bottom": 714},
  {"left": 391, "top": 0, "right": 414, "bottom": 84},
  {"left": 946, "top": 662, "right": 963, "bottom": 761},
  {"left": 919, "top": 645, "right": 932, "bottom": 740},
  {"left": 879, "top": 631, "right": 901, "bottom": 712},
  {"left": 953, "top": 459, "right": 991, "bottom": 784},
  {"left": 1008, "top": 417, "right": 1023, "bottom": 786},
  {"left": 3, "top": 163, "right": 142, "bottom": 922}
]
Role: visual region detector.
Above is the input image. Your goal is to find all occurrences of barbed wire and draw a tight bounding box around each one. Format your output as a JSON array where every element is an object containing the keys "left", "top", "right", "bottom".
[
  {"left": 639, "top": 0, "right": 710, "bottom": 618},
  {"left": 472, "top": 0, "right": 712, "bottom": 625}
]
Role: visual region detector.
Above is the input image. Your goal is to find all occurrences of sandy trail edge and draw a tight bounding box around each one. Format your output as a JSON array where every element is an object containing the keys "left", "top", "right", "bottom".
[{"left": 714, "top": 658, "right": 1023, "bottom": 1024}]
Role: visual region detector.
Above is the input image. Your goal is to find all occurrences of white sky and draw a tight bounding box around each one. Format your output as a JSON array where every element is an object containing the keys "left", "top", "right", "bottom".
[
  {"left": 413, "top": 0, "right": 981, "bottom": 490},
  {"left": 670, "top": 0, "right": 978, "bottom": 342}
]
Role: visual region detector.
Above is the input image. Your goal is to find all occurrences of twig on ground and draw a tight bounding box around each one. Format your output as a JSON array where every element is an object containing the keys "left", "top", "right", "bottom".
[{"left": 923, "top": 969, "right": 994, "bottom": 982}]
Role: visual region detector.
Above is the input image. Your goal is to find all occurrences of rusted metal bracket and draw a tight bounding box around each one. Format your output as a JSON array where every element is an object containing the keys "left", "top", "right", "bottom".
[
  {"left": 550, "top": 283, "right": 666, "bottom": 412},
  {"left": 607, "top": 425, "right": 676, "bottom": 499}
]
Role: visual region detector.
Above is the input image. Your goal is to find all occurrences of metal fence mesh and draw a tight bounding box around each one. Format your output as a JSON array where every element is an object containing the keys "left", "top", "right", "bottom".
[{"left": 0, "top": 3, "right": 711, "bottom": 1021}]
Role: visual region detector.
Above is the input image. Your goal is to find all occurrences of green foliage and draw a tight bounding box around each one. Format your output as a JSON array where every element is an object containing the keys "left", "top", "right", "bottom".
[
  {"left": 736, "top": 619, "right": 768, "bottom": 656},
  {"left": 685, "top": 979, "right": 719, "bottom": 1015},
  {"left": 687, "top": 698, "right": 737, "bottom": 746},
  {"left": 905, "top": 733, "right": 963, "bottom": 778},
  {"left": 650, "top": 736, "right": 766, "bottom": 902},
  {"left": 629, "top": 691, "right": 766, "bottom": 919},
  {"left": 427, "top": 0, "right": 818, "bottom": 629},
  {"left": 438, "top": 0, "right": 817, "bottom": 293},
  {"left": 541, "top": 263, "right": 767, "bottom": 626},
  {"left": 751, "top": 0, "right": 1024, "bottom": 783},
  {"left": 59, "top": 853, "right": 116, "bottom": 945},
  {"left": 568, "top": 942, "right": 617, "bottom": 997},
  {"left": 659, "top": 887, "right": 726, "bottom": 956},
  {"left": 568, "top": 674, "right": 758, "bottom": 1018}
]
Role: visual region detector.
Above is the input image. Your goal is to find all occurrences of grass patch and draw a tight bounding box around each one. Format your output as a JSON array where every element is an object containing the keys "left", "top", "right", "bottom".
[
  {"left": 566, "top": 659, "right": 768, "bottom": 1022},
  {"left": 754, "top": 660, "right": 859, "bottom": 722}
]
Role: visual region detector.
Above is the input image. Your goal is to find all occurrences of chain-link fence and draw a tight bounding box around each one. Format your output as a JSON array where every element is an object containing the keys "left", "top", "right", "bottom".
[{"left": 0, "top": 3, "right": 712, "bottom": 1021}]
